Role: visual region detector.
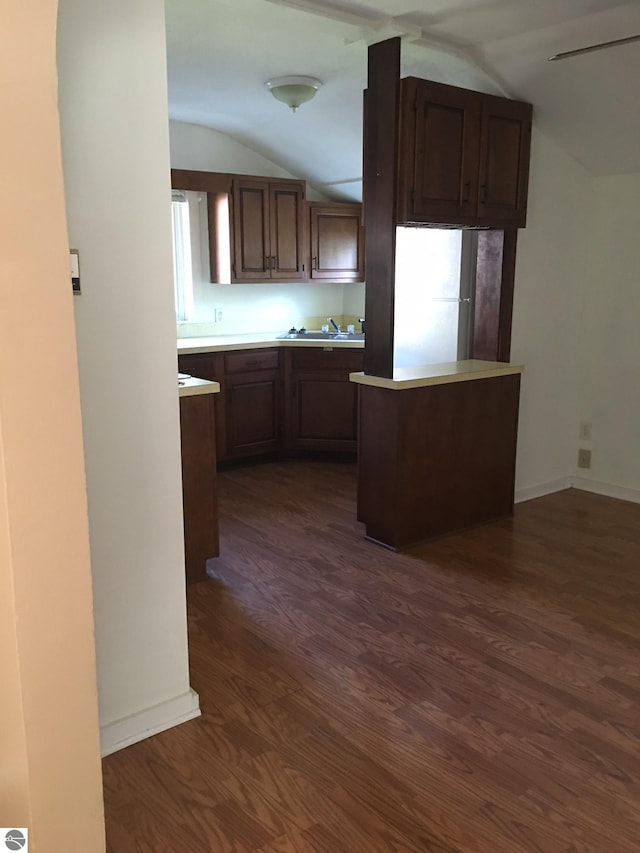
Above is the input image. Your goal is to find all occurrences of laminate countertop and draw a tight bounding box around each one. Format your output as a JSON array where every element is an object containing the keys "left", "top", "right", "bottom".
[
  {"left": 178, "top": 376, "right": 221, "bottom": 398},
  {"left": 177, "top": 333, "right": 364, "bottom": 354},
  {"left": 350, "top": 359, "right": 524, "bottom": 391}
]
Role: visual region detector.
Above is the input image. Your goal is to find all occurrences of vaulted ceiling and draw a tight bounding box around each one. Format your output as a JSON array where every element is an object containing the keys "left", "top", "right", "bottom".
[{"left": 165, "top": 0, "right": 640, "bottom": 200}]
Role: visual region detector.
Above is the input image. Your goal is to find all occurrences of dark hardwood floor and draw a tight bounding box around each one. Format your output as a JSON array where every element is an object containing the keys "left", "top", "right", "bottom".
[{"left": 103, "top": 460, "right": 640, "bottom": 852}]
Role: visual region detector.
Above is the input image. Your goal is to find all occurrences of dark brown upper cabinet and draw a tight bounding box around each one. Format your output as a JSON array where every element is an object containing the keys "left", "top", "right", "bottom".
[
  {"left": 397, "top": 78, "right": 532, "bottom": 229},
  {"left": 231, "top": 177, "right": 307, "bottom": 282},
  {"left": 308, "top": 202, "right": 364, "bottom": 282}
]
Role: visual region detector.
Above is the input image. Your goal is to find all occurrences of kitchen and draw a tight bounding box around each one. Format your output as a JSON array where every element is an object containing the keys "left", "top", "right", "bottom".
[
  {"left": 57, "top": 0, "right": 640, "bottom": 757},
  {"left": 9, "top": 0, "right": 637, "bottom": 845},
  {"left": 173, "top": 32, "right": 532, "bottom": 563}
]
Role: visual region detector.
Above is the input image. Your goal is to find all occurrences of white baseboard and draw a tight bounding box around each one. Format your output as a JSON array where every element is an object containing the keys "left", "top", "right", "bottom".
[
  {"left": 515, "top": 477, "right": 571, "bottom": 504},
  {"left": 100, "top": 687, "right": 201, "bottom": 757},
  {"left": 571, "top": 477, "right": 640, "bottom": 505},
  {"left": 515, "top": 475, "right": 640, "bottom": 507}
]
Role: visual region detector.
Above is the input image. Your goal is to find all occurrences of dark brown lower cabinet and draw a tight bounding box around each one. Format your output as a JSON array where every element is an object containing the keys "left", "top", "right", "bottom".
[
  {"left": 225, "top": 371, "right": 281, "bottom": 458},
  {"left": 284, "top": 348, "right": 363, "bottom": 452},
  {"left": 222, "top": 347, "right": 281, "bottom": 459},
  {"left": 179, "top": 393, "right": 219, "bottom": 583},
  {"left": 179, "top": 345, "right": 363, "bottom": 462},
  {"left": 177, "top": 352, "right": 226, "bottom": 461},
  {"left": 357, "top": 373, "right": 521, "bottom": 550}
]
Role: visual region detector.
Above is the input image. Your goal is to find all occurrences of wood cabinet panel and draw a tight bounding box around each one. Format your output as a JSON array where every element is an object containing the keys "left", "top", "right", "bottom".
[
  {"left": 357, "top": 374, "right": 521, "bottom": 549},
  {"left": 291, "top": 348, "right": 363, "bottom": 372},
  {"left": 179, "top": 393, "right": 219, "bottom": 583},
  {"left": 232, "top": 178, "right": 305, "bottom": 282},
  {"left": 404, "top": 79, "right": 480, "bottom": 224},
  {"left": 224, "top": 349, "right": 280, "bottom": 374},
  {"left": 285, "top": 347, "right": 363, "bottom": 452},
  {"left": 271, "top": 184, "right": 305, "bottom": 279},
  {"left": 309, "top": 203, "right": 364, "bottom": 282},
  {"left": 478, "top": 95, "right": 532, "bottom": 226},
  {"left": 178, "top": 352, "right": 227, "bottom": 461},
  {"left": 397, "top": 77, "right": 531, "bottom": 228},
  {"left": 232, "top": 180, "right": 270, "bottom": 281},
  {"left": 182, "top": 346, "right": 363, "bottom": 462},
  {"left": 293, "top": 376, "right": 358, "bottom": 449},
  {"left": 226, "top": 373, "right": 280, "bottom": 458},
  {"left": 177, "top": 352, "right": 217, "bottom": 381}
]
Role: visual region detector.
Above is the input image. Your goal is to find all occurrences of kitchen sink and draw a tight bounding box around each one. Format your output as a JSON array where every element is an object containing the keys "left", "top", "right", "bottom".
[{"left": 277, "top": 331, "right": 364, "bottom": 341}]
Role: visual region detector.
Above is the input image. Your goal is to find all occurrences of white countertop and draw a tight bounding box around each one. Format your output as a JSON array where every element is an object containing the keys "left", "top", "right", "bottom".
[
  {"left": 178, "top": 376, "right": 221, "bottom": 398},
  {"left": 349, "top": 359, "right": 524, "bottom": 391},
  {"left": 177, "top": 333, "right": 364, "bottom": 354}
]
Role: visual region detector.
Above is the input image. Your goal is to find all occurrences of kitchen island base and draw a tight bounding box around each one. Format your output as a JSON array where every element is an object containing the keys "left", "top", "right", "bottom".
[{"left": 353, "top": 362, "right": 522, "bottom": 550}]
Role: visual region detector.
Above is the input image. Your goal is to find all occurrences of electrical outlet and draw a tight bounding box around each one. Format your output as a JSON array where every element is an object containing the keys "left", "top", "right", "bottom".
[
  {"left": 579, "top": 420, "right": 592, "bottom": 441},
  {"left": 214, "top": 308, "right": 223, "bottom": 323},
  {"left": 578, "top": 448, "right": 592, "bottom": 469}
]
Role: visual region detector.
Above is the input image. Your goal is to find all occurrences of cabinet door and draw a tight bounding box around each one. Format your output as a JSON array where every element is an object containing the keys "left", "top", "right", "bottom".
[
  {"left": 400, "top": 78, "right": 481, "bottom": 225},
  {"left": 478, "top": 95, "right": 532, "bottom": 227},
  {"left": 291, "top": 374, "right": 359, "bottom": 451},
  {"left": 232, "top": 178, "right": 306, "bottom": 282},
  {"left": 309, "top": 203, "right": 364, "bottom": 282},
  {"left": 285, "top": 348, "right": 363, "bottom": 452},
  {"left": 231, "top": 179, "right": 270, "bottom": 281},
  {"left": 226, "top": 372, "right": 280, "bottom": 458},
  {"left": 270, "top": 183, "right": 306, "bottom": 280}
]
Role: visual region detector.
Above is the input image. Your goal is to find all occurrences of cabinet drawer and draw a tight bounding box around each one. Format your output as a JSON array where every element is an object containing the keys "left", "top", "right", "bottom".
[
  {"left": 178, "top": 353, "right": 217, "bottom": 380},
  {"left": 291, "top": 348, "right": 363, "bottom": 372},
  {"left": 224, "top": 348, "right": 280, "bottom": 374}
]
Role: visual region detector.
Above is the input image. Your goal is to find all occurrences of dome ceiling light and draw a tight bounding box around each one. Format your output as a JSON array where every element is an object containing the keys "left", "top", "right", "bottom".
[{"left": 265, "top": 75, "right": 322, "bottom": 112}]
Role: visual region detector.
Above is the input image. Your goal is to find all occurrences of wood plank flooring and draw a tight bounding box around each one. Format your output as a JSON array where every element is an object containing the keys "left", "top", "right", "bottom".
[{"left": 103, "top": 460, "right": 640, "bottom": 852}]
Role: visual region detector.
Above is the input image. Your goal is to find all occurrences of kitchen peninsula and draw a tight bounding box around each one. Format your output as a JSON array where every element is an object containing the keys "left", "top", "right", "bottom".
[
  {"left": 351, "top": 360, "right": 523, "bottom": 549},
  {"left": 355, "top": 36, "right": 531, "bottom": 550}
]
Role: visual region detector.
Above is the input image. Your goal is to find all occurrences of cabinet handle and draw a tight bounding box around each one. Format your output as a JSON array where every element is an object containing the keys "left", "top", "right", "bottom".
[
  {"left": 480, "top": 184, "right": 487, "bottom": 204},
  {"left": 462, "top": 181, "right": 471, "bottom": 203},
  {"left": 271, "top": 255, "right": 277, "bottom": 270},
  {"left": 312, "top": 256, "right": 317, "bottom": 269}
]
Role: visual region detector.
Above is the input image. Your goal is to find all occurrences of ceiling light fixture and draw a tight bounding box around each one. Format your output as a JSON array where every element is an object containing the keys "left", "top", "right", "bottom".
[{"left": 265, "top": 76, "right": 322, "bottom": 112}]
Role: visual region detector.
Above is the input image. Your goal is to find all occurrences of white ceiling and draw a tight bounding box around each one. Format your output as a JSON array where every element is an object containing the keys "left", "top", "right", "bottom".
[{"left": 165, "top": 0, "right": 640, "bottom": 201}]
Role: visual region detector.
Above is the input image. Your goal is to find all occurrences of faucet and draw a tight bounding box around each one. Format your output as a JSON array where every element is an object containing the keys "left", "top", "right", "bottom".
[{"left": 327, "top": 317, "right": 340, "bottom": 333}]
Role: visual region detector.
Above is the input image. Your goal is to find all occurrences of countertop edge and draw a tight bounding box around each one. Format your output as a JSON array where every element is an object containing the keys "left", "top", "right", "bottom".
[
  {"left": 349, "top": 360, "right": 524, "bottom": 390},
  {"left": 177, "top": 335, "right": 364, "bottom": 354},
  {"left": 178, "top": 378, "right": 221, "bottom": 397}
]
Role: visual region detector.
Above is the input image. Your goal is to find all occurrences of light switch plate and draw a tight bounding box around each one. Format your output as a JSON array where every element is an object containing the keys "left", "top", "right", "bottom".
[{"left": 70, "top": 249, "right": 81, "bottom": 294}]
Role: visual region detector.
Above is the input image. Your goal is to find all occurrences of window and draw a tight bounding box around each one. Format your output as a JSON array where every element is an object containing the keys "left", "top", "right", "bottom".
[{"left": 171, "top": 191, "right": 194, "bottom": 321}]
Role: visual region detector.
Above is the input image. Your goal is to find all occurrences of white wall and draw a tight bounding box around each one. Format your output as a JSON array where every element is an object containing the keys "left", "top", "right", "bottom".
[
  {"left": 512, "top": 131, "right": 640, "bottom": 502},
  {"left": 573, "top": 173, "right": 640, "bottom": 499},
  {"left": 343, "top": 281, "right": 367, "bottom": 321},
  {"left": 171, "top": 120, "right": 304, "bottom": 182},
  {"left": 57, "top": 0, "right": 199, "bottom": 753},
  {"left": 179, "top": 282, "right": 348, "bottom": 335},
  {"left": 170, "top": 120, "right": 365, "bottom": 334},
  {"left": 511, "top": 129, "right": 594, "bottom": 499}
]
